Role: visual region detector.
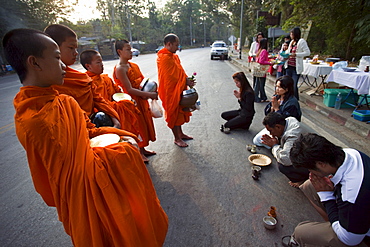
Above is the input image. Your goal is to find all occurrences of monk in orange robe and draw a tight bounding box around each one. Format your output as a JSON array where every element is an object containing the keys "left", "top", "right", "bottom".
[
  {"left": 157, "top": 33, "right": 195, "bottom": 147},
  {"left": 44, "top": 24, "right": 121, "bottom": 129},
  {"left": 80, "top": 49, "right": 141, "bottom": 138},
  {"left": 4, "top": 28, "right": 168, "bottom": 246},
  {"left": 114, "top": 40, "right": 158, "bottom": 162}
]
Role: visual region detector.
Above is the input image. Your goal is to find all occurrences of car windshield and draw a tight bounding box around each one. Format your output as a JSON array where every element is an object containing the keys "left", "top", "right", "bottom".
[{"left": 213, "top": 43, "right": 226, "bottom": 47}]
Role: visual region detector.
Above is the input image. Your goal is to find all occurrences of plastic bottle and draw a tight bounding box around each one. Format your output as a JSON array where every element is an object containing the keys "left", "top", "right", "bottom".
[{"left": 334, "top": 93, "right": 342, "bottom": 109}]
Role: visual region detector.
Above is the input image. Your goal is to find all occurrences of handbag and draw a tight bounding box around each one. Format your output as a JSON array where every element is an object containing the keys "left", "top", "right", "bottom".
[
  {"left": 150, "top": 99, "right": 163, "bottom": 118},
  {"left": 252, "top": 62, "right": 270, "bottom": 77}
]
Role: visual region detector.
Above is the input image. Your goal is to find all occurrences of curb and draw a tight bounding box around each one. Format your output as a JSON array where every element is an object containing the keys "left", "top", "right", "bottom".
[{"left": 229, "top": 57, "right": 370, "bottom": 139}]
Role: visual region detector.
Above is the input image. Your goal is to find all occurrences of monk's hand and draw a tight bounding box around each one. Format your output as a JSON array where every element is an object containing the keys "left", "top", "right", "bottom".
[
  {"left": 121, "top": 136, "right": 139, "bottom": 149},
  {"left": 233, "top": 90, "right": 241, "bottom": 99},
  {"left": 309, "top": 173, "right": 334, "bottom": 192},
  {"left": 261, "top": 134, "right": 278, "bottom": 147},
  {"left": 148, "top": 92, "right": 158, "bottom": 100},
  {"left": 111, "top": 117, "right": 121, "bottom": 129},
  {"left": 186, "top": 78, "right": 196, "bottom": 88}
]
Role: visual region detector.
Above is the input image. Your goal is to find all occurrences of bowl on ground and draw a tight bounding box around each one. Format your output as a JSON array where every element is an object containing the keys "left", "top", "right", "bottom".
[
  {"left": 248, "top": 154, "right": 272, "bottom": 166},
  {"left": 263, "top": 216, "right": 277, "bottom": 230}
]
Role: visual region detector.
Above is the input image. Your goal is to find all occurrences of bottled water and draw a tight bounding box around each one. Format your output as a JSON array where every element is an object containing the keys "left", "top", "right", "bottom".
[{"left": 334, "top": 93, "right": 342, "bottom": 109}]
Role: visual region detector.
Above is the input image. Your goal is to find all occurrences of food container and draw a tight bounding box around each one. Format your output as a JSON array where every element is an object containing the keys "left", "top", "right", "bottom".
[
  {"left": 140, "top": 78, "right": 158, "bottom": 92},
  {"left": 352, "top": 110, "right": 370, "bottom": 122},
  {"left": 180, "top": 88, "right": 199, "bottom": 107},
  {"left": 248, "top": 154, "right": 272, "bottom": 166},
  {"left": 263, "top": 216, "right": 277, "bottom": 230}
]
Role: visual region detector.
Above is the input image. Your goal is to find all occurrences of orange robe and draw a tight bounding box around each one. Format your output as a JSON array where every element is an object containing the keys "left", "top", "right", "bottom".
[
  {"left": 87, "top": 71, "right": 141, "bottom": 136},
  {"left": 156, "top": 48, "right": 191, "bottom": 129},
  {"left": 113, "top": 64, "right": 156, "bottom": 147},
  {"left": 13, "top": 86, "right": 168, "bottom": 246},
  {"left": 52, "top": 67, "right": 119, "bottom": 120}
]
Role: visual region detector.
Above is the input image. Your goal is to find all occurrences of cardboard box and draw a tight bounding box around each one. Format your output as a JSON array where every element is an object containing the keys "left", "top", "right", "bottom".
[{"left": 323, "top": 89, "right": 358, "bottom": 108}]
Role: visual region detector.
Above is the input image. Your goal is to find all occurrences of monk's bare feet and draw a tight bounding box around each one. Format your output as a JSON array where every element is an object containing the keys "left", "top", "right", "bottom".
[
  {"left": 141, "top": 154, "right": 149, "bottom": 163},
  {"left": 181, "top": 134, "right": 193, "bottom": 140},
  {"left": 174, "top": 139, "right": 188, "bottom": 147},
  {"left": 289, "top": 181, "right": 304, "bottom": 188},
  {"left": 142, "top": 148, "right": 156, "bottom": 156}
]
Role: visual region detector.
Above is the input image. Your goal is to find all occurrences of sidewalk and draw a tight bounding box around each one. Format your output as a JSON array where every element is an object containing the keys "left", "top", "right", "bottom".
[{"left": 229, "top": 51, "right": 370, "bottom": 141}]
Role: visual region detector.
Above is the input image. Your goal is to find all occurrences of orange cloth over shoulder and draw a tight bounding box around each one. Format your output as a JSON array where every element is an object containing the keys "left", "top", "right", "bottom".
[
  {"left": 52, "top": 67, "right": 119, "bottom": 120},
  {"left": 13, "top": 86, "right": 168, "bottom": 247},
  {"left": 87, "top": 71, "right": 140, "bottom": 135},
  {"left": 113, "top": 64, "right": 156, "bottom": 147},
  {"left": 156, "top": 48, "right": 191, "bottom": 129}
]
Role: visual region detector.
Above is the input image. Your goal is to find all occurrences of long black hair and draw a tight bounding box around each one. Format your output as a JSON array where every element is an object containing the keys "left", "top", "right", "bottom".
[
  {"left": 276, "top": 75, "right": 295, "bottom": 99},
  {"left": 232, "top": 72, "right": 253, "bottom": 94},
  {"left": 290, "top": 27, "right": 301, "bottom": 42}
]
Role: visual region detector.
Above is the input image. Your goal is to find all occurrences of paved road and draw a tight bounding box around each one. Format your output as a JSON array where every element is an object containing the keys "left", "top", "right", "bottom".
[{"left": 0, "top": 47, "right": 344, "bottom": 246}]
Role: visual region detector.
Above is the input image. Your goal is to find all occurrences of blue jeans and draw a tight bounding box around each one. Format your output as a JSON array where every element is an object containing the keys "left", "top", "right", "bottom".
[
  {"left": 253, "top": 77, "right": 267, "bottom": 102},
  {"left": 286, "top": 66, "right": 301, "bottom": 100}
]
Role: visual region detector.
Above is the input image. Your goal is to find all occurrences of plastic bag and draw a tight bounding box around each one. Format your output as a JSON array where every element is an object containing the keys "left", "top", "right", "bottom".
[
  {"left": 332, "top": 61, "right": 348, "bottom": 71},
  {"left": 150, "top": 99, "right": 163, "bottom": 118}
]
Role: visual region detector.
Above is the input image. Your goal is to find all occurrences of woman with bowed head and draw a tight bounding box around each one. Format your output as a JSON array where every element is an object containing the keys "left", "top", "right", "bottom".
[
  {"left": 253, "top": 75, "right": 301, "bottom": 148},
  {"left": 285, "top": 27, "right": 310, "bottom": 101},
  {"left": 220, "top": 72, "right": 255, "bottom": 134}
]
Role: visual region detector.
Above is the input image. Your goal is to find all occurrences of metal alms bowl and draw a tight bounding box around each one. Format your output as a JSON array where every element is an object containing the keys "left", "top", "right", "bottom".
[
  {"left": 180, "top": 88, "right": 198, "bottom": 107},
  {"left": 140, "top": 78, "right": 158, "bottom": 92}
]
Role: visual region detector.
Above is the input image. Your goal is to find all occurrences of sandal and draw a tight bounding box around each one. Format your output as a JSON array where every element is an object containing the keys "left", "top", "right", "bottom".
[{"left": 282, "top": 235, "right": 299, "bottom": 247}]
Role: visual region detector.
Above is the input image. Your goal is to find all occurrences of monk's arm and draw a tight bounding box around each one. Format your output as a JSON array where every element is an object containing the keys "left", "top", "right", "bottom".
[{"left": 115, "top": 65, "right": 157, "bottom": 99}]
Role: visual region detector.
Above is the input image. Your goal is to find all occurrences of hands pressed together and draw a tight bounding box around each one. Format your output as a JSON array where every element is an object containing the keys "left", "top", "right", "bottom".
[
  {"left": 261, "top": 134, "right": 279, "bottom": 148},
  {"left": 309, "top": 173, "right": 334, "bottom": 192}
]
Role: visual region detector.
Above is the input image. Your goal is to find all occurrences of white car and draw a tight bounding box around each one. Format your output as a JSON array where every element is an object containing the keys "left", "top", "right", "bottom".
[
  {"left": 210, "top": 41, "right": 228, "bottom": 60},
  {"left": 131, "top": 48, "right": 140, "bottom": 57}
]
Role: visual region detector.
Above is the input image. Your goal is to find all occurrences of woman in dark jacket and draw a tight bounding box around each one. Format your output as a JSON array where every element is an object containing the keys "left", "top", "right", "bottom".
[
  {"left": 264, "top": 75, "right": 301, "bottom": 121},
  {"left": 253, "top": 75, "right": 301, "bottom": 147},
  {"left": 220, "top": 72, "right": 255, "bottom": 133}
]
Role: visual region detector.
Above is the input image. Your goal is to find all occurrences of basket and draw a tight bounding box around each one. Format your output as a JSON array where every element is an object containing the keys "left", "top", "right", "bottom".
[{"left": 248, "top": 154, "right": 272, "bottom": 166}]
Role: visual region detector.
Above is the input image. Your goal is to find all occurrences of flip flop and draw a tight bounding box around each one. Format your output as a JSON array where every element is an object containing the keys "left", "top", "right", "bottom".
[{"left": 282, "top": 235, "right": 299, "bottom": 247}]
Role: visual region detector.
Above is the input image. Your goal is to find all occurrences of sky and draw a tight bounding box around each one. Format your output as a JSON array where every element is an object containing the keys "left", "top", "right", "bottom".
[{"left": 67, "top": 0, "right": 167, "bottom": 23}]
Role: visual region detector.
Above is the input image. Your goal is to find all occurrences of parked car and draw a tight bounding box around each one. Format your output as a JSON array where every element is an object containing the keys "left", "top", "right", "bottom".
[
  {"left": 155, "top": 46, "right": 164, "bottom": 53},
  {"left": 210, "top": 41, "right": 228, "bottom": 60},
  {"left": 131, "top": 48, "right": 140, "bottom": 57}
]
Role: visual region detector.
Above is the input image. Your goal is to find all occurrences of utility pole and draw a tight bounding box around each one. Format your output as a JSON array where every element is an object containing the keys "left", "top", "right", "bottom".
[
  {"left": 190, "top": 16, "right": 193, "bottom": 46},
  {"left": 239, "top": 0, "right": 244, "bottom": 59}
]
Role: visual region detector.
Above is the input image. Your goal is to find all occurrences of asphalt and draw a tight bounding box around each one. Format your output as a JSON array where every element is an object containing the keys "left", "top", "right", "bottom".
[{"left": 228, "top": 51, "right": 370, "bottom": 150}]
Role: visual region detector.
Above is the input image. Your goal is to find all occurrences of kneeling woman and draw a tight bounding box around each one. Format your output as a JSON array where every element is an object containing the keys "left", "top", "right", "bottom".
[
  {"left": 221, "top": 72, "right": 255, "bottom": 133},
  {"left": 253, "top": 75, "right": 301, "bottom": 147}
]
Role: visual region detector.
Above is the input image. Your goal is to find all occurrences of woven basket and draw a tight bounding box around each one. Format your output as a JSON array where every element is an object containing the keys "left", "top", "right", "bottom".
[{"left": 248, "top": 154, "right": 272, "bottom": 166}]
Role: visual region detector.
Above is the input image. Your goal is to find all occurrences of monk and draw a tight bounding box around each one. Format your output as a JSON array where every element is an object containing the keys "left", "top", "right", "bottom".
[
  {"left": 4, "top": 28, "right": 168, "bottom": 246},
  {"left": 80, "top": 49, "right": 141, "bottom": 139},
  {"left": 44, "top": 24, "right": 121, "bottom": 129},
  {"left": 113, "top": 40, "right": 158, "bottom": 162},
  {"left": 157, "top": 33, "right": 195, "bottom": 147}
]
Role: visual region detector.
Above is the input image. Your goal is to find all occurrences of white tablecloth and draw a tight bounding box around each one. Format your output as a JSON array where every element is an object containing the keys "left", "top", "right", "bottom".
[
  {"left": 302, "top": 62, "right": 333, "bottom": 78},
  {"left": 326, "top": 70, "right": 370, "bottom": 95}
]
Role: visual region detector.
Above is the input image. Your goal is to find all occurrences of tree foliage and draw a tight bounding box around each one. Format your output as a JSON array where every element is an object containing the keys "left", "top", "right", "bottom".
[{"left": 1, "top": 0, "right": 368, "bottom": 59}]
